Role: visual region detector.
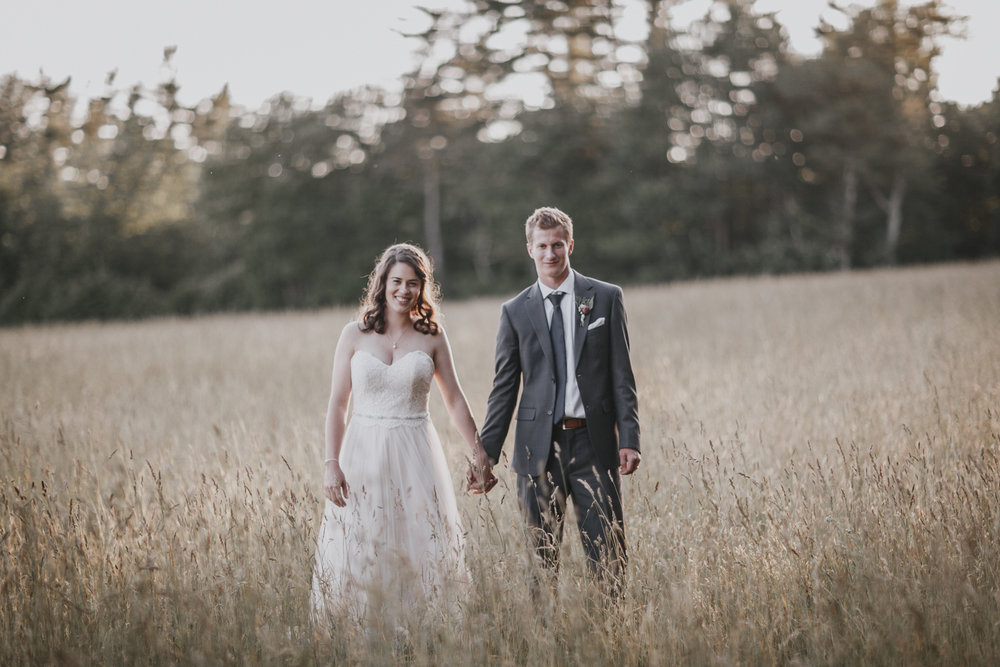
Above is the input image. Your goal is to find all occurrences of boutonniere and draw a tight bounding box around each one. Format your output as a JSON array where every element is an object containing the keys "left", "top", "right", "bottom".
[{"left": 576, "top": 296, "right": 593, "bottom": 327}]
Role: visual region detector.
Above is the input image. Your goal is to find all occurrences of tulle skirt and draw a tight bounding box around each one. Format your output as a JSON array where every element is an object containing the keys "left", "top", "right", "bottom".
[{"left": 310, "top": 413, "right": 468, "bottom": 624}]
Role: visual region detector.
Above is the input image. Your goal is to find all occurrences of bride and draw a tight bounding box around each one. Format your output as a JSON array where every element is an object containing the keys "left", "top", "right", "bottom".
[{"left": 311, "top": 243, "right": 496, "bottom": 625}]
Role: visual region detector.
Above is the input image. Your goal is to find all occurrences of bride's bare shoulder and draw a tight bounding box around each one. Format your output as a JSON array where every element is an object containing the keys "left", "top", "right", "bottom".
[
  {"left": 337, "top": 321, "right": 368, "bottom": 346},
  {"left": 426, "top": 323, "right": 453, "bottom": 356}
]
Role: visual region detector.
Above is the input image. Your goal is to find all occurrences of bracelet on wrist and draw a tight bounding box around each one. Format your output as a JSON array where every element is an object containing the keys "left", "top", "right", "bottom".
[{"left": 324, "top": 457, "right": 338, "bottom": 464}]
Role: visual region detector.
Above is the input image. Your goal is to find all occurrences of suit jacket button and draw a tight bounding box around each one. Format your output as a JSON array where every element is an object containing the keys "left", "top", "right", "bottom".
[{"left": 546, "top": 410, "right": 553, "bottom": 415}]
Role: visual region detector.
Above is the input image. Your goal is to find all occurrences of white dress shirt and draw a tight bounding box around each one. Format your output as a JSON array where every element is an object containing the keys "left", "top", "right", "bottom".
[{"left": 538, "top": 274, "right": 585, "bottom": 420}]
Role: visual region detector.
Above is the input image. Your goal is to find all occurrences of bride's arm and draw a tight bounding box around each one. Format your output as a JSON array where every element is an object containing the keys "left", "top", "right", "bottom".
[
  {"left": 431, "top": 327, "right": 492, "bottom": 487},
  {"left": 323, "top": 323, "right": 356, "bottom": 506}
]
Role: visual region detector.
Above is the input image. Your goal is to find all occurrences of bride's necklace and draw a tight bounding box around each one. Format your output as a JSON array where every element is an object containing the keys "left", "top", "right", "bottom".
[{"left": 386, "top": 327, "right": 409, "bottom": 350}]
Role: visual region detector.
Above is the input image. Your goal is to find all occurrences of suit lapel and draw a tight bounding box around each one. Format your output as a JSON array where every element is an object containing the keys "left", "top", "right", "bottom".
[
  {"left": 573, "top": 270, "right": 594, "bottom": 366},
  {"left": 526, "top": 283, "right": 556, "bottom": 369}
]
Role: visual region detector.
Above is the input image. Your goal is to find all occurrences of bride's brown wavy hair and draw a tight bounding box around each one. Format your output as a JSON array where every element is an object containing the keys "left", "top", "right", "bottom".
[{"left": 359, "top": 243, "right": 441, "bottom": 335}]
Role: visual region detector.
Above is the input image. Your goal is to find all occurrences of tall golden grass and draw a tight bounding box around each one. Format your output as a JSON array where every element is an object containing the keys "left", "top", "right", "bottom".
[{"left": 2, "top": 261, "right": 998, "bottom": 664}]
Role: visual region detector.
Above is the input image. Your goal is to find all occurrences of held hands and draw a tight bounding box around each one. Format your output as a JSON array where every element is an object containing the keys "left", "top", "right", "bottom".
[
  {"left": 324, "top": 460, "right": 350, "bottom": 507},
  {"left": 465, "top": 448, "right": 498, "bottom": 495}
]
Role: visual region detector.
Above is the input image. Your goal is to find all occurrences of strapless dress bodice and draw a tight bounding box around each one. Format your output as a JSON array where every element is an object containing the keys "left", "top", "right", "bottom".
[{"left": 350, "top": 349, "right": 434, "bottom": 421}]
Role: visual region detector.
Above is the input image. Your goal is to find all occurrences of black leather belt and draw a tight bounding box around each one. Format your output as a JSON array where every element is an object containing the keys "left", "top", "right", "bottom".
[{"left": 556, "top": 417, "right": 587, "bottom": 430}]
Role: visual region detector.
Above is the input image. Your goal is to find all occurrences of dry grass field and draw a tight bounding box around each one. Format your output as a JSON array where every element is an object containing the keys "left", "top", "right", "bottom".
[{"left": 2, "top": 261, "right": 999, "bottom": 664}]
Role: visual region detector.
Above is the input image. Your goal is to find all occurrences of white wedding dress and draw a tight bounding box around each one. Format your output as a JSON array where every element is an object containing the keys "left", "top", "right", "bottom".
[{"left": 310, "top": 350, "right": 468, "bottom": 623}]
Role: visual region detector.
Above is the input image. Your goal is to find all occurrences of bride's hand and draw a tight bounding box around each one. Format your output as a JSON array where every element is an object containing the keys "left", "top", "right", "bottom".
[{"left": 324, "top": 461, "right": 350, "bottom": 507}]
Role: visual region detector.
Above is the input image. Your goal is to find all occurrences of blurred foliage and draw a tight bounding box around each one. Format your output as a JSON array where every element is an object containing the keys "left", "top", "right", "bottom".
[{"left": 1, "top": 0, "right": 997, "bottom": 324}]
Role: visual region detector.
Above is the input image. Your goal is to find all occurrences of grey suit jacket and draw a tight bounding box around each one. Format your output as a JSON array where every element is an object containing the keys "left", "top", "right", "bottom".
[{"left": 481, "top": 270, "right": 640, "bottom": 477}]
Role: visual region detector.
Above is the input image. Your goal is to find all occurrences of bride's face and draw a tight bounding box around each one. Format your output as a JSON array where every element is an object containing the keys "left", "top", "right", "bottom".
[{"left": 384, "top": 261, "right": 422, "bottom": 315}]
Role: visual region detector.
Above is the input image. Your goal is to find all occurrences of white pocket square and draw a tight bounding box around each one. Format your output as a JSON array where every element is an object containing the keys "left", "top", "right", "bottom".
[{"left": 587, "top": 317, "right": 605, "bottom": 330}]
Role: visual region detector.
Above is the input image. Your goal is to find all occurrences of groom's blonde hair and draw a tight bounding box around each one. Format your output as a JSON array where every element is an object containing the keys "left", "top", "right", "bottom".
[{"left": 525, "top": 207, "right": 573, "bottom": 243}]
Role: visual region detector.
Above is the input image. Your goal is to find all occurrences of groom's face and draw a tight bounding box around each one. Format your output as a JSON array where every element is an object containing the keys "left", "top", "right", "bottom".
[{"left": 527, "top": 226, "right": 573, "bottom": 288}]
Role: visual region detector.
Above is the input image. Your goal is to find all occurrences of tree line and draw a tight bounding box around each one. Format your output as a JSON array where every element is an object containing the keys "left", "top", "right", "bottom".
[{"left": 1, "top": 0, "right": 997, "bottom": 324}]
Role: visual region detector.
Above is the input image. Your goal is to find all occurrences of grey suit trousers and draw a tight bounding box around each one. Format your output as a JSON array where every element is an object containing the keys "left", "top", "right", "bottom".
[{"left": 516, "top": 425, "right": 626, "bottom": 586}]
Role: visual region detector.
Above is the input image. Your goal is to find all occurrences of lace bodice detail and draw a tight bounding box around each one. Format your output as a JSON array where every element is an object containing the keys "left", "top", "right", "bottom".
[{"left": 350, "top": 350, "right": 434, "bottom": 422}]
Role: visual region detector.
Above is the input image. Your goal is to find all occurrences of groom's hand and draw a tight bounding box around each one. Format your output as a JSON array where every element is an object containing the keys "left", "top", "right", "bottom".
[
  {"left": 482, "top": 468, "right": 498, "bottom": 493},
  {"left": 619, "top": 448, "right": 641, "bottom": 475},
  {"left": 465, "top": 464, "right": 498, "bottom": 494}
]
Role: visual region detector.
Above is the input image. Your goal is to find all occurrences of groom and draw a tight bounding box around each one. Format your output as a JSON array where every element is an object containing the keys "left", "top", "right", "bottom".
[{"left": 478, "top": 206, "right": 640, "bottom": 593}]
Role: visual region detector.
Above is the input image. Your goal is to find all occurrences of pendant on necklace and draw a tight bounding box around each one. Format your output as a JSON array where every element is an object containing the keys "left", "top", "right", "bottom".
[{"left": 389, "top": 328, "right": 405, "bottom": 350}]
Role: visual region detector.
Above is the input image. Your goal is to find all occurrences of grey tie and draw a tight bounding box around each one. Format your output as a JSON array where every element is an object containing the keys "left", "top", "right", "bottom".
[{"left": 548, "top": 292, "right": 566, "bottom": 424}]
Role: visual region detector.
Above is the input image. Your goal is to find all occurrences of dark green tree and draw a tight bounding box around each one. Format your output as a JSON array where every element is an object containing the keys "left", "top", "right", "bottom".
[
  {"left": 813, "top": 0, "right": 960, "bottom": 265},
  {"left": 929, "top": 90, "right": 1000, "bottom": 259}
]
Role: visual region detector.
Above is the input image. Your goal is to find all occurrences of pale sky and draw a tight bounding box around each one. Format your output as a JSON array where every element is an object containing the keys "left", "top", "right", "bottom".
[{"left": 3, "top": 0, "right": 997, "bottom": 112}]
